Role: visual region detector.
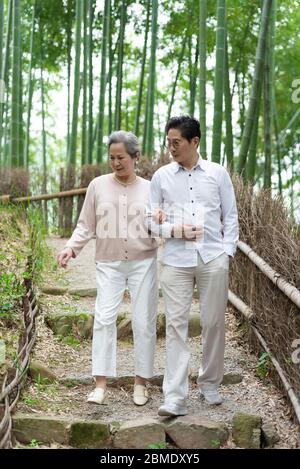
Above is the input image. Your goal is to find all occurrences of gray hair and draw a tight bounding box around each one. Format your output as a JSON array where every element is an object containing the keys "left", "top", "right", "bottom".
[{"left": 108, "top": 131, "right": 140, "bottom": 158}]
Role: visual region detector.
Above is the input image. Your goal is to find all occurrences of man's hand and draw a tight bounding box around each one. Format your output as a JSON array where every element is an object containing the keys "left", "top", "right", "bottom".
[
  {"left": 172, "top": 224, "right": 203, "bottom": 241},
  {"left": 57, "top": 247, "right": 74, "bottom": 268}
]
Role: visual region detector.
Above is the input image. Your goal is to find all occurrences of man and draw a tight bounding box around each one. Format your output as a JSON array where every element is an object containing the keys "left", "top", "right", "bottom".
[{"left": 146, "top": 115, "right": 239, "bottom": 416}]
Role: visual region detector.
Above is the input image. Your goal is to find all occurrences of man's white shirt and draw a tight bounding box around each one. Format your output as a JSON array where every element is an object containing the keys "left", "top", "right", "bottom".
[{"left": 146, "top": 156, "right": 239, "bottom": 267}]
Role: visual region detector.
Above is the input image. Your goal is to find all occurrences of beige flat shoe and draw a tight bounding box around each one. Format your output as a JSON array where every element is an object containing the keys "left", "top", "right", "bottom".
[
  {"left": 133, "top": 384, "right": 149, "bottom": 406},
  {"left": 87, "top": 388, "right": 108, "bottom": 405}
]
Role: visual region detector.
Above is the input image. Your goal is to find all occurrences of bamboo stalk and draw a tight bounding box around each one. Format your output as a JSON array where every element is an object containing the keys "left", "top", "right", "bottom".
[
  {"left": 277, "top": 108, "right": 300, "bottom": 147},
  {"left": 24, "top": 0, "right": 36, "bottom": 170},
  {"left": 87, "top": 0, "right": 94, "bottom": 164},
  {"left": 114, "top": 0, "right": 126, "bottom": 131},
  {"left": 0, "top": 0, "right": 12, "bottom": 162},
  {"left": 81, "top": 0, "right": 88, "bottom": 166},
  {"left": 0, "top": 187, "right": 87, "bottom": 203},
  {"left": 0, "top": 1, "right": 3, "bottom": 82},
  {"left": 96, "top": 0, "right": 110, "bottom": 162},
  {"left": 68, "top": 0, "right": 82, "bottom": 167},
  {"left": 166, "top": 31, "right": 188, "bottom": 126},
  {"left": 263, "top": 12, "right": 272, "bottom": 189},
  {"left": 246, "top": 77, "right": 262, "bottom": 183},
  {"left": 228, "top": 289, "right": 254, "bottom": 320},
  {"left": 237, "top": 0, "right": 273, "bottom": 175},
  {"left": 211, "top": 0, "right": 226, "bottom": 163},
  {"left": 145, "top": 0, "right": 158, "bottom": 158},
  {"left": 199, "top": 0, "right": 207, "bottom": 159},
  {"left": 134, "top": 0, "right": 150, "bottom": 137},
  {"left": 224, "top": 33, "right": 234, "bottom": 171},
  {"left": 0, "top": 194, "right": 10, "bottom": 203},
  {"left": 10, "top": 0, "right": 22, "bottom": 167},
  {"left": 238, "top": 240, "right": 300, "bottom": 309}
]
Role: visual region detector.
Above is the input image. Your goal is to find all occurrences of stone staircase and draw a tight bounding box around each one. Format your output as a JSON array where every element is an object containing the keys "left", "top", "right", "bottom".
[{"left": 10, "top": 237, "right": 297, "bottom": 449}]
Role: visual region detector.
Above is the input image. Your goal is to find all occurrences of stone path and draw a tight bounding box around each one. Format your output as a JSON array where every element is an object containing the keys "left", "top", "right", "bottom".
[
  {"left": 46, "top": 236, "right": 97, "bottom": 291},
  {"left": 12, "top": 237, "right": 300, "bottom": 449}
]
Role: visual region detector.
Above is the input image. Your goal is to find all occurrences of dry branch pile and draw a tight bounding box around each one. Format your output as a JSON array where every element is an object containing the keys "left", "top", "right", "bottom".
[{"left": 230, "top": 175, "right": 300, "bottom": 418}]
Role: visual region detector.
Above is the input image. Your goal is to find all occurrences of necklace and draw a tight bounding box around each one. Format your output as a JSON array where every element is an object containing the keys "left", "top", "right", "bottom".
[{"left": 113, "top": 173, "right": 137, "bottom": 186}]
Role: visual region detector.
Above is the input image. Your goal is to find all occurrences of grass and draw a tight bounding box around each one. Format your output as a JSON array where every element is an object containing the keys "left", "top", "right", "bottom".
[
  {"left": 23, "top": 396, "right": 41, "bottom": 407},
  {"left": 60, "top": 304, "right": 78, "bottom": 313},
  {"left": 21, "top": 382, "right": 79, "bottom": 415},
  {"left": 27, "top": 439, "right": 43, "bottom": 448},
  {"left": 148, "top": 442, "right": 167, "bottom": 449},
  {"left": 0, "top": 272, "right": 25, "bottom": 321},
  {"left": 0, "top": 206, "right": 28, "bottom": 326},
  {"left": 26, "top": 206, "right": 52, "bottom": 284},
  {"left": 210, "top": 439, "right": 221, "bottom": 448},
  {"left": 59, "top": 336, "right": 81, "bottom": 347},
  {"left": 32, "top": 374, "right": 58, "bottom": 392}
]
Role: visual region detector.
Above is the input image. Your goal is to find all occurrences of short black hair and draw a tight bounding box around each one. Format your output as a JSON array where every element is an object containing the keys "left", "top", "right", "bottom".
[{"left": 165, "top": 115, "right": 201, "bottom": 142}]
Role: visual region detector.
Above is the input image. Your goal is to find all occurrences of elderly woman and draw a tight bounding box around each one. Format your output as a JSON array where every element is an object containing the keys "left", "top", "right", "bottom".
[{"left": 57, "top": 131, "right": 159, "bottom": 406}]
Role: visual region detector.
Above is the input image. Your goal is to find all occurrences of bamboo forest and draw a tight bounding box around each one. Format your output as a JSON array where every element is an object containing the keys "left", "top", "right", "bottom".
[
  {"left": 0, "top": 1, "right": 299, "bottom": 215},
  {"left": 0, "top": 0, "right": 300, "bottom": 453}
]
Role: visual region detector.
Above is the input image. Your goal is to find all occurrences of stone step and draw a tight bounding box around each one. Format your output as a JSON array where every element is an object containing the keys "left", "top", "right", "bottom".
[
  {"left": 45, "top": 311, "right": 94, "bottom": 339},
  {"left": 12, "top": 410, "right": 278, "bottom": 449},
  {"left": 44, "top": 311, "right": 202, "bottom": 340},
  {"left": 12, "top": 413, "right": 111, "bottom": 448},
  {"left": 42, "top": 286, "right": 201, "bottom": 299},
  {"left": 60, "top": 371, "right": 243, "bottom": 388}
]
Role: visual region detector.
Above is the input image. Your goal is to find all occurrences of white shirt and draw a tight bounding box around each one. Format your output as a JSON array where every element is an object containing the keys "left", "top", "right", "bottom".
[{"left": 145, "top": 157, "right": 239, "bottom": 267}]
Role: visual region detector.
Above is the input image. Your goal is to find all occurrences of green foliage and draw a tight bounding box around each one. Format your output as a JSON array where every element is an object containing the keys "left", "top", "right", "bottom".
[
  {"left": 59, "top": 335, "right": 81, "bottom": 347},
  {"left": 33, "top": 373, "right": 58, "bottom": 393},
  {"left": 0, "top": 272, "right": 25, "bottom": 319},
  {"left": 33, "top": 373, "right": 51, "bottom": 390},
  {"left": 23, "top": 396, "right": 40, "bottom": 406},
  {"left": 210, "top": 439, "right": 221, "bottom": 448},
  {"left": 256, "top": 352, "right": 271, "bottom": 378},
  {"left": 27, "top": 438, "right": 43, "bottom": 448},
  {"left": 26, "top": 206, "right": 52, "bottom": 283},
  {"left": 0, "top": 0, "right": 299, "bottom": 214},
  {"left": 22, "top": 0, "right": 75, "bottom": 72},
  {"left": 148, "top": 441, "right": 167, "bottom": 449}
]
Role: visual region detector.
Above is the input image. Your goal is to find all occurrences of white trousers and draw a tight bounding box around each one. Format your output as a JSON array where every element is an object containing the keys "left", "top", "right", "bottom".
[
  {"left": 160, "top": 253, "right": 229, "bottom": 404},
  {"left": 92, "top": 257, "right": 158, "bottom": 378}
]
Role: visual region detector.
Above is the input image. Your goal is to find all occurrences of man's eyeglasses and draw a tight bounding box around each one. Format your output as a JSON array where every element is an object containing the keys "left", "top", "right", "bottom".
[{"left": 166, "top": 139, "right": 183, "bottom": 149}]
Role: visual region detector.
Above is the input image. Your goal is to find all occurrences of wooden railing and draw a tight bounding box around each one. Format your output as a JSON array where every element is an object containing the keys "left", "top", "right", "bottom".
[{"left": 0, "top": 187, "right": 87, "bottom": 203}]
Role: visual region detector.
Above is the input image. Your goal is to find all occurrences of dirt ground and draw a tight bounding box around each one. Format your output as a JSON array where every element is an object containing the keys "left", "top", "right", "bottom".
[{"left": 15, "top": 237, "right": 300, "bottom": 449}]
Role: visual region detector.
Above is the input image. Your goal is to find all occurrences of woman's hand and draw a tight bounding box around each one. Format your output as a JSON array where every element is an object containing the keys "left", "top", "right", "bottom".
[
  {"left": 152, "top": 209, "right": 167, "bottom": 224},
  {"left": 57, "top": 247, "right": 74, "bottom": 268}
]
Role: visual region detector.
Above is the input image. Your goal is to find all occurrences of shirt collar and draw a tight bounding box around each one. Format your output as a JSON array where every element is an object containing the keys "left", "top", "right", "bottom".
[{"left": 171, "top": 154, "right": 206, "bottom": 173}]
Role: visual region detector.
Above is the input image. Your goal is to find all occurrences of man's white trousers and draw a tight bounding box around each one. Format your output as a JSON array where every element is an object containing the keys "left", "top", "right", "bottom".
[{"left": 160, "top": 253, "right": 229, "bottom": 404}]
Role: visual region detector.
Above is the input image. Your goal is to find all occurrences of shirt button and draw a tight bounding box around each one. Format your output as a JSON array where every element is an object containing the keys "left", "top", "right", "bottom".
[
  {"left": 124, "top": 239, "right": 127, "bottom": 242},
  {"left": 191, "top": 200, "right": 194, "bottom": 203},
  {"left": 190, "top": 187, "right": 192, "bottom": 190},
  {"left": 189, "top": 174, "right": 191, "bottom": 177},
  {"left": 192, "top": 213, "right": 195, "bottom": 216}
]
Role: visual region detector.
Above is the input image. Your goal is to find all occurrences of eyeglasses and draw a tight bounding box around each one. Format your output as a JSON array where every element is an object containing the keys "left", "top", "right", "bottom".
[{"left": 166, "top": 139, "right": 183, "bottom": 149}]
